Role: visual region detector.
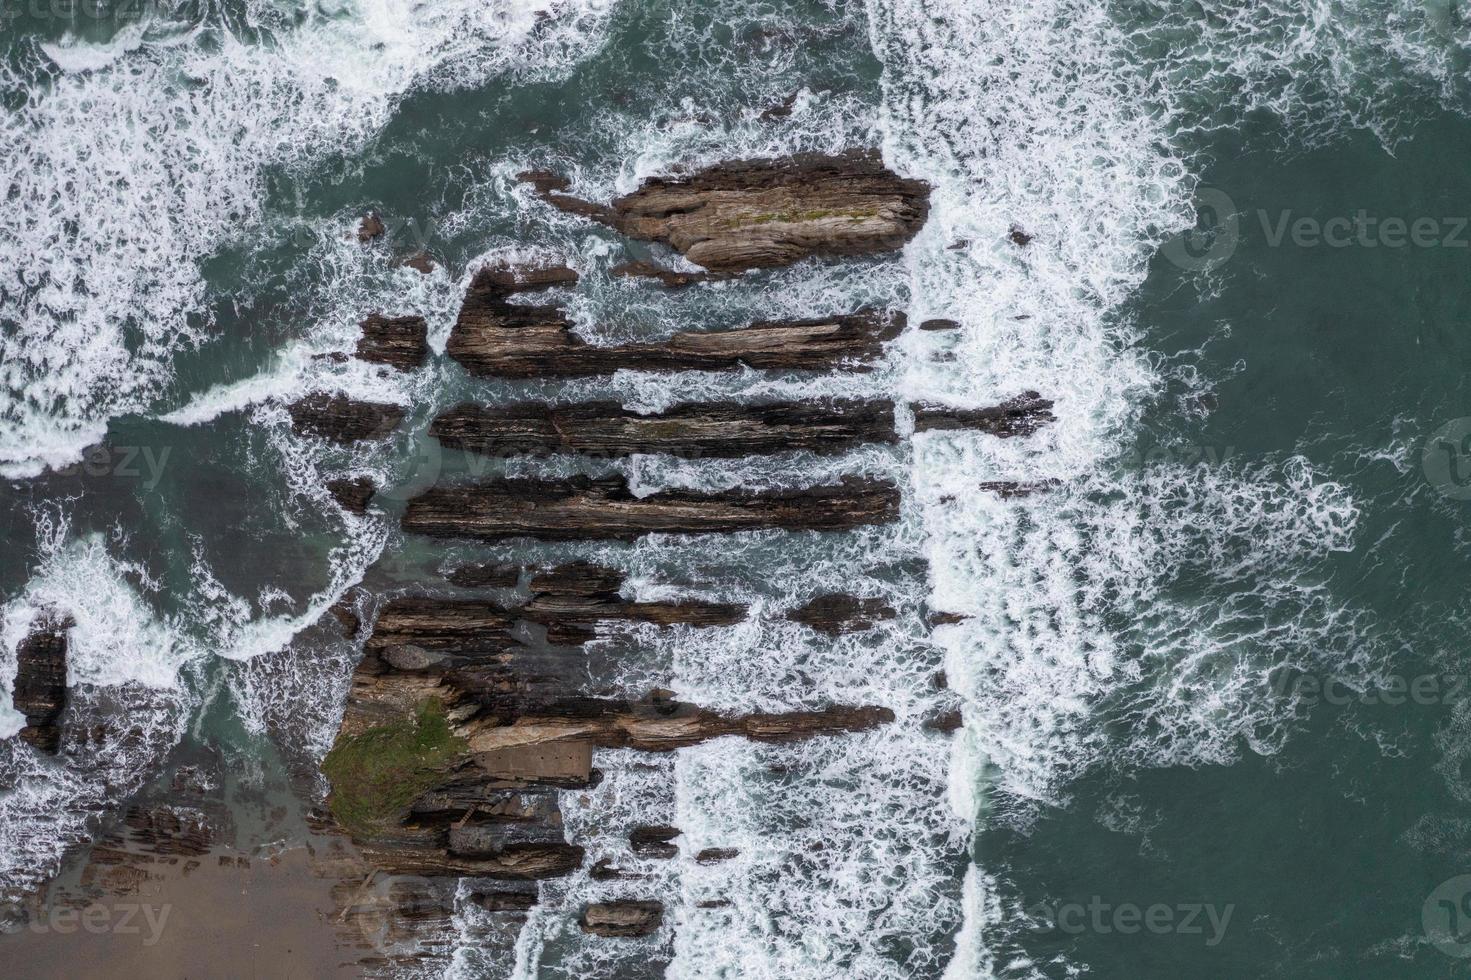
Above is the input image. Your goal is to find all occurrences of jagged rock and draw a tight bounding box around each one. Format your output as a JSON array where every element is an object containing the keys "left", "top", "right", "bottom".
[
  {"left": 787, "top": 594, "right": 896, "bottom": 635},
  {"left": 629, "top": 826, "right": 680, "bottom": 859},
  {"left": 446, "top": 264, "right": 901, "bottom": 377},
  {"left": 610, "top": 259, "right": 710, "bottom": 288},
  {"left": 13, "top": 616, "right": 70, "bottom": 753},
  {"left": 918, "top": 318, "right": 960, "bottom": 332},
  {"left": 978, "top": 479, "right": 1060, "bottom": 499},
  {"left": 524, "top": 151, "right": 930, "bottom": 272},
  {"left": 1009, "top": 226, "right": 1033, "bottom": 246},
  {"left": 287, "top": 393, "right": 404, "bottom": 444},
  {"left": 430, "top": 400, "right": 897, "bottom": 459},
  {"left": 589, "top": 858, "right": 640, "bottom": 881},
  {"left": 356, "top": 313, "right": 429, "bottom": 371},
  {"left": 358, "top": 212, "right": 386, "bottom": 242},
  {"left": 579, "top": 901, "right": 664, "bottom": 938},
  {"left": 911, "top": 391, "right": 1055, "bottom": 437},
  {"left": 466, "top": 888, "right": 539, "bottom": 914},
  {"left": 522, "top": 562, "right": 746, "bottom": 640},
  {"left": 695, "top": 847, "right": 739, "bottom": 864},
  {"left": 402, "top": 475, "right": 900, "bottom": 542},
  {"left": 926, "top": 611, "right": 970, "bottom": 628},
  {"left": 447, "top": 564, "right": 521, "bottom": 589},
  {"left": 327, "top": 476, "right": 376, "bottom": 514}
]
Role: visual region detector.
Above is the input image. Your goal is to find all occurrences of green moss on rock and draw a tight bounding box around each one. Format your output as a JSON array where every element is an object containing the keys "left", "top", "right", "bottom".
[{"left": 322, "top": 700, "right": 467, "bottom": 840}]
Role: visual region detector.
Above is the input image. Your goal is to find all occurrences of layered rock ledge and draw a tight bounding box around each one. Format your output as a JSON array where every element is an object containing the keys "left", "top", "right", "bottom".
[
  {"left": 12, "top": 615, "right": 70, "bottom": 753},
  {"left": 401, "top": 475, "right": 901, "bottom": 542},
  {"left": 911, "top": 391, "right": 1056, "bottom": 437},
  {"left": 522, "top": 151, "right": 930, "bottom": 272},
  {"left": 429, "top": 400, "right": 898, "bottom": 459},
  {"left": 445, "top": 263, "right": 902, "bottom": 378},
  {"left": 288, "top": 394, "right": 405, "bottom": 444}
]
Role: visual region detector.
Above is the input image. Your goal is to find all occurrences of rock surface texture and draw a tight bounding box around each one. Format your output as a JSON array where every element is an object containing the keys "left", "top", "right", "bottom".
[
  {"left": 12, "top": 616, "right": 71, "bottom": 753},
  {"left": 525, "top": 151, "right": 930, "bottom": 273}
]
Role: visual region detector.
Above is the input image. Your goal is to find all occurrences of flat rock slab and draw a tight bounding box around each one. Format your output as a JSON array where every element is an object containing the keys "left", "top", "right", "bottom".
[
  {"left": 911, "top": 391, "right": 1056, "bottom": 437},
  {"left": 527, "top": 151, "right": 930, "bottom": 273},
  {"left": 430, "top": 399, "right": 897, "bottom": 459},
  {"left": 401, "top": 475, "right": 900, "bottom": 542}
]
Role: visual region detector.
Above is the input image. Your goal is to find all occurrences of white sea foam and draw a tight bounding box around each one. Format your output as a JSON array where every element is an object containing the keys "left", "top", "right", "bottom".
[{"left": 0, "top": 0, "right": 618, "bottom": 478}]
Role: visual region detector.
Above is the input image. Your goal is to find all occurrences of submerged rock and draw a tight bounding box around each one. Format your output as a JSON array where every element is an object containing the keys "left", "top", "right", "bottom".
[
  {"left": 524, "top": 151, "right": 930, "bottom": 272},
  {"left": 326, "top": 476, "right": 376, "bottom": 514},
  {"left": 610, "top": 259, "right": 710, "bottom": 288},
  {"left": 787, "top": 593, "right": 896, "bottom": 635},
  {"left": 401, "top": 475, "right": 901, "bottom": 542},
  {"left": 429, "top": 399, "right": 898, "bottom": 459}
]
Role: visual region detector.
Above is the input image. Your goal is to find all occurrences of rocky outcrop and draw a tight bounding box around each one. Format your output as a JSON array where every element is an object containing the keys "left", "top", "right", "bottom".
[
  {"left": 580, "top": 900, "right": 663, "bottom": 938},
  {"left": 401, "top": 475, "right": 900, "bottom": 542},
  {"left": 288, "top": 394, "right": 404, "bottom": 444},
  {"left": 446, "top": 264, "right": 902, "bottom": 377},
  {"left": 327, "top": 476, "right": 376, "bottom": 514},
  {"left": 628, "top": 826, "right": 680, "bottom": 859},
  {"left": 358, "top": 212, "right": 386, "bottom": 242},
  {"left": 978, "top": 479, "right": 1060, "bottom": 499},
  {"left": 321, "top": 605, "right": 893, "bottom": 884},
  {"left": 911, "top": 392, "right": 1055, "bottom": 437},
  {"left": 429, "top": 400, "right": 897, "bottom": 459},
  {"left": 610, "top": 260, "right": 710, "bottom": 288},
  {"left": 787, "top": 594, "right": 896, "bottom": 635},
  {"left": 356, "top": 313, "right": 429, "bottom": 371},
  {"left": 13, "top": 616, "right": 70, "bottom": 753},
  {"left": 522, "top": 562, "right": 746, "bottom": 644},
  {"left": 523, "top": 151, "right": 930, "bottom": 273},
  {"left": 447, "top": 564, "right": 521, "bottom": 589}
]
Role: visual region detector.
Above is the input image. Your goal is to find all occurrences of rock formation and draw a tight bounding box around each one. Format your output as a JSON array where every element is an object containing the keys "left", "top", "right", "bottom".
[
  {"left": 445, "top": 262, "right": 902, "bottom": 378},
  {"left": 580, "top": 901, "right": 664, "bottom": 938},
  {"left": 288, "top": 394, "right": 405, "bottom": 444},
  {"left": 522, "top": 151, "right": 930, "bottom": 273},
  {"left": 911, "top": 391, "right": 1056, "bottom": 437},
  {"left": 401, "top": 475, "right": 900, "bottom": 542},
  {"left": 787, "top": 594, "right": 896, "bottom": 635},
  {"left": 430, "top": 400, "right": 897, "bottom": 459},
  {"left": 356, "top": 313, "right": 429, "bottom": 371},
  {"left": 327, "top": 477, "right": 377, "bottom": 514},
  {"left": 12, "top": 615, "right": 70, "bottom": 753}
]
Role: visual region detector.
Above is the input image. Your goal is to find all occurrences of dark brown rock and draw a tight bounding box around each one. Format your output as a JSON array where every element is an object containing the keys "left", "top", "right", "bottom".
[
  {"left": 287, "top": 393, "right": 404, "bottom": 444},
  {"left": 402, "top": 475, "right": 901, "bottom": 542},
  {"left": 696, "top": 847, "right": 739, "bottom": 864},
  {"left": 580, "top": 900, "right": 663, "bottom": 938},
  {"left": 358, "top": 212, "right": 386, "bottom": 242},
  {"left": 629, "top": 826, "right": 680, "bottom": 859},
  {"left": 787, "top": 594, "right": 896, "bottom": 635},
  {"left": 430, "top": 400, "right": 897, "bottom": 459},
  {"left": 446, "top": 264, "right": 901, "bottom": 378},
  {"left": 395, "top": 252, "right": 438, "bottom": 274},
  {"left": 918, "top": 318, "right": 960, "bottom": 332},
  {"left": 13, "top": 616, "right": 70, "bottom": 753},
  {"left": 610, "top": 259, "right": 710, "bottom": 288},
  {"left": 924, "top": 709, "right": 963, "bottom": 734},
  {"left": 356, "top": 313, "right": 429, "bottom": 370},
  {"left": 365, "top": 597, "right": 519, "bottom": 653},
  {"left": 525, "top": 151, "right": 930, "bottom": 273},
  {"left": 522, "top": 562, "right": 746, "bottom": 638},
  {"left": 327, "top": 476, "right": 376, "bottom": 514},
  {"left": 911, "top": 392, "right": 1055, "bottom": 437},
  {"left": 1009, "top": 226, "right": 1033, "bottom": 246}
]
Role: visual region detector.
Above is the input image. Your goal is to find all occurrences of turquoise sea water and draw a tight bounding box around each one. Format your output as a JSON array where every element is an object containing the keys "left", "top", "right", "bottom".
[{"left": 6, "top": 0, "right": 1471, "bottom": 976}]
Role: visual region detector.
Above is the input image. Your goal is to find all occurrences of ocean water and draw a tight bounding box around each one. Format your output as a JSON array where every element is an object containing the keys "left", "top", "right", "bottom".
[{"left": 5, "top": 0, "right": 1471, "bottom": 976}]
